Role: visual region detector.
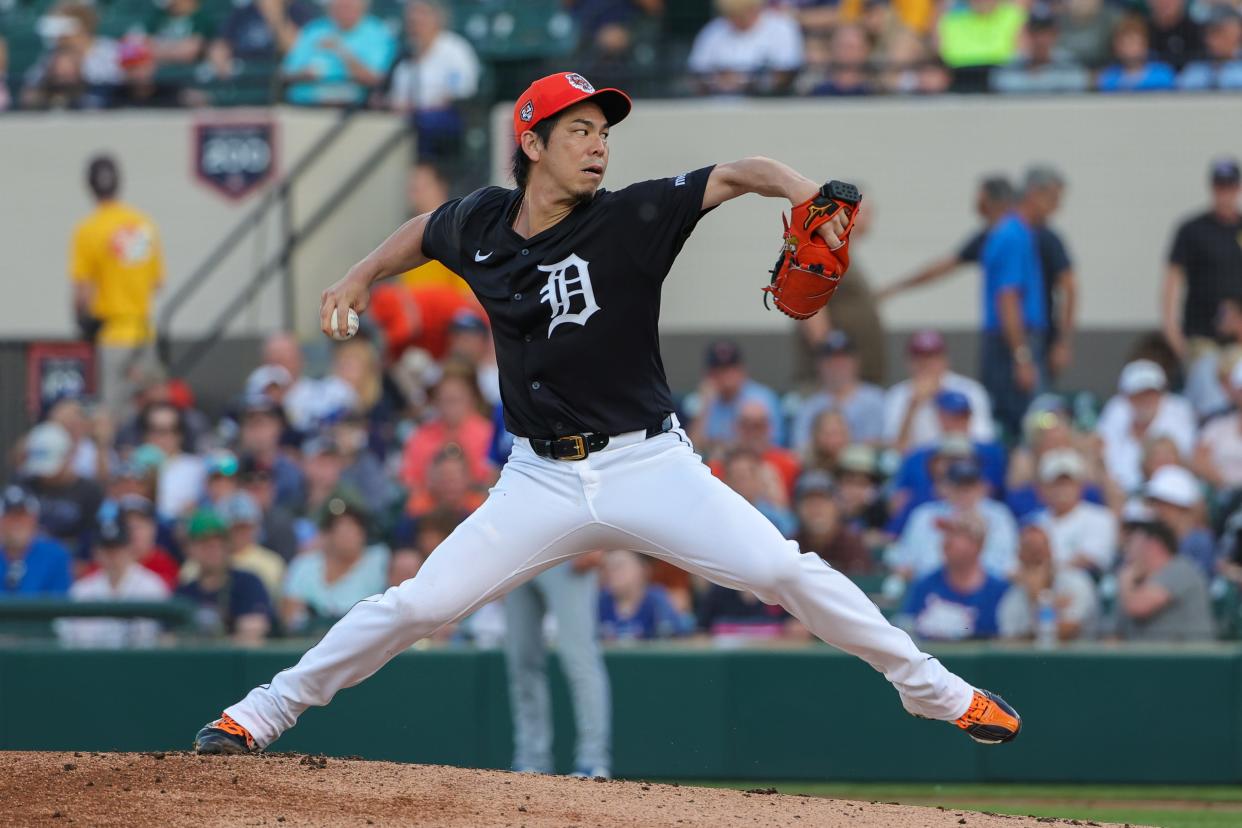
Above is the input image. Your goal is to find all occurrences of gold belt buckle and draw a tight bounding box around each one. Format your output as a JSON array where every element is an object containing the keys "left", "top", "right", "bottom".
[{"left": 561, "top": 434, "right": 588, "bottom": 461}]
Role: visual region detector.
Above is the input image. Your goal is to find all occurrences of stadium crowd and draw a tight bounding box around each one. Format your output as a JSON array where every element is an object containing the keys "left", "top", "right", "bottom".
[
  {"left": 2, "top": 0, "right": 1241, "bottom": 119},
  {"left": 3, "top": 143, "right": 1241, "bottom": 650}
]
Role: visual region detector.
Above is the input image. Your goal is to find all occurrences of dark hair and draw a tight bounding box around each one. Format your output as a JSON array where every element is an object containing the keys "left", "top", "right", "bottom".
[
  {"left": 87, "top": 154, "right": 120, "bottom": 200},
  {"left": 979, "top": 175, "right": 1014, "bottom": 205},
  {"left": 1136, "top": 520, "right": 1179, "bottom": 556},
  {"left": 510, "top": 116, "right": 559, "bottom": 190}
]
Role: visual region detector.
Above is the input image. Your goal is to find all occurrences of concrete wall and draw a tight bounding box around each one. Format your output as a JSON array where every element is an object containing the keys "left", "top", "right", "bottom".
[{"left": 0, "top": 107, "right": 410, "bottom": 341}]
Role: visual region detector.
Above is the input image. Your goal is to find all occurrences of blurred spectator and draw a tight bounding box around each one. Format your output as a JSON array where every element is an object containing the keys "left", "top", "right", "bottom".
[
  {"left": 687, "top": 340, "right": 784, "bottom": 453},
  {"left": 282, "top": 0, "right": 397, "bottom": 106},
  {"left": 445, "top": 312, "right": 501, "bottom": 407},
  {"left": 1146, "top": 0, "right": 1203, "bottom": 70},
  {"left": 57, "top": 514, "right": 169, "bottom": 648},
  {"left": 998, "top": 523, "right": 1098, "bottom": 641},
  {"left": 1163, "top": 158, "right": 1242, "bottom": 361},
  {"left": 687, "top": 0, "right": 804, "bottom": 95},
  {"left": 222, "top": 493, "right": 287, "bottom": 602},
  {"left": 1056, "top": 0, "right": 1121, "bottom": 68},
  {"left": 888, "top": 392, "right": 1008, "bottom": 527},
  {"left": 1115, "top": 519, "right": 1214, "bottom": 641},
  {"left": 370, "top": 282, "right": 485, "bottom": 363},
  {"left": 835, "top": 444, "right": 891, "bottom": 545},
  {"left": 284, "top": 496, "right": 388, "bottom": 632},
  {"left": 21, "top": 2, "right": 123, "bottom": 110},
  {"left": 802, "top": 409, "right": 852, "bottom": 476},
  {"left": 877, "top": 25, "right": 933, "bottom": 94},
  {"left": 1097, "top": 360, "right": 1196, "bottom": 494},
  {"left": 333, "top": 411, "right": 399, "bottom": 517},
  {"left": 598, "top": 550, "right": 693, "bottom": 641},
  {"left": 991, "top": 5, "right": 1090, "bottom": 93},
  {"left": 260, "top": 331, "right": 356, "bottom": 433},
  {"left": 980, "top": 173, "right": 1055, "bottom": 438},
  {"left": 1145, "top": 465, "right": 1216, "bottom": 576},
  {"left": 299, "top": 437, "right": 348, "bottom": 548},
  {"left": 887, "top": 457, "right": 1018, "bottom": 581},
  {"left": 45, "top": 395, "right": 112, "bottom": 482},
  {"left": 0, "top": 37, "right": 9, "bottom": 112},
  {"left": 713, "top": 400, "right": 801, "bottom": 498},
  {"left": 1177, "top": 8, "right": 1242, "bottom": 90},
  {"left": 400, "top": 366, "right": 495, "bottom": 491},
  {"left": 794, "top": 472, "right": 872, "bottom": 574},
  {"left": 791, "top": 331, "right": 886, "bottom": 452},
  {"left": 389, "top": 0, "right": 480, "bottom": 161},
  {"left": 332, "top": 339, "right": 388, "bottom": 423},
  {"left": 938, "top": 0, "right": 1026, "bottom": 90},
  {"left": 1097, "top": 16, "right": 1176, "bottom": 92},
  {"left": 1184, "top": 299, "right": 1242, "bottom": 419},
  {"left": 203, "top": 450, "right": 241, "bottom": 507},
  {"left": 115, "top": 495, "right": 180, "bottom": 589},
  {"left": 140, "top": 402, "right": 206, "bottom": 519},
  {"left": 19, "top": 422, "right": 104, "bottom": 561},
  {"left": 69, "top": 155, "right": 164, "bottom": 419},
  {"left": 210, "top": 0, "right": 318, "bottom": 80},
  {"left": 175, "top": 508, "right": 273, "bottom": 643},
  {"left": 239, "top": 455, "right": 299, "bottom": 562},
  {"left": 899, "top": 509, "right": 1009, "bottom": 641},
  {"left": 879, "top": 175, "right": 1015, "bottom": 301},
  {"left": 721, "top": 447, "right": 796, "bottom": 537},
  {"left": 882, "top": 330, "right": 995, "bottom": 452},
  {"left": 1023, "top": 166, "right": 1077, "bottom": 382},
  {"left": 1004, "top": 403, "right": 1106, "bottom": 519},
  {"left": 799, "top": 24, "right": 873, "bottom": 96},
  {"left": 1033, "top": 448, "right": 1117, "bottom": 574},
  {"left": 144, "top": 0, "right": 214, "bottom": 67},
  {"left": 237, "top": 395, "right": 306, "bottom": 512},
  {"left": 697, "top": 582, "right": 806, "bottom": 640},
  {"left": 569, "top": 0, "right": 664, "bottom": 76},
  {"left": 0, "top": 486, "right": 72, "bottom": 596},
  {"left": 1196, "top": 361, "right": 1242, "bottom": 490},
  {"left": 405, "top": 445, "right": 486, "bottom": 520}
]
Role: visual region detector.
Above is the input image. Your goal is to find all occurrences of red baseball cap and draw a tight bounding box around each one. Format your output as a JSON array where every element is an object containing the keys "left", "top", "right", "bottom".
[{"left": 512, "top": 72, "right": 632, "bottom": 143}]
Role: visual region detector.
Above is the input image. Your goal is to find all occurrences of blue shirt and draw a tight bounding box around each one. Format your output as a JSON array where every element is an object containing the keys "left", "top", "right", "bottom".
[
  {"left": 1177, "top": 60, "right": 1242, "bottom": 91},
  {"left": 283, "top": 16, "right": 397, "bottom": 105},
  {"left": 980, "top": 213, "right": 1047, "bottom": 333},
  {"left": 1097, "top": 62, "right": 1176, "bottom": 92},
  {"left": 0, "top": 536, "right": 73, "bottom": 596},
  {"left": 598, "top": 585, "right": 693, "bottom": 641},
  {"left": 887, "top": 440, "right": 1008, "bottom": 533},
  {"left": 902, "top": 568, "right": 1009, "bottom": 640},
  {"left": 698, "top": 379, "right": 786, "bottom": 446}
]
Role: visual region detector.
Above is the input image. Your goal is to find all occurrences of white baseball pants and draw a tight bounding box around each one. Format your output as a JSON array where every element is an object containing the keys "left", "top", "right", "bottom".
[{"left": 227, "top": 422, "right": 974, "bottom": 748}]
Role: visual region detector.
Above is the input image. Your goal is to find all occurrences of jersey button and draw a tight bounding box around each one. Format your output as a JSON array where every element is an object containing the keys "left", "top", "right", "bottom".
[
  {"left": 530, "top": 381, "right": 541, "bottom": 390},
  {"left": 513, "top": 292, "right": 522, "bottom": 301},
  {"left": 523, "top": 334, "right": 533, "bottom": 343},
  {"left": 521, "top": 248, "right": 530, "bottom": 256}
]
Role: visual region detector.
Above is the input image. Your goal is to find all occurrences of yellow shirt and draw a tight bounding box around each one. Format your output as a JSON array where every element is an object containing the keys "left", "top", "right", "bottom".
[
  {"left": 399, "top": 259, "right": 471, "bottom": 293},
  {"left": 69, "top": 201, "right": 164, "bottom": 346}
]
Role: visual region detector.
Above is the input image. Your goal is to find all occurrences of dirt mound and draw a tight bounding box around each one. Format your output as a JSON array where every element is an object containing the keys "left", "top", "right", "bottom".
[{"left": 2, "top": 751, "right": 1138, "bottom": 827}]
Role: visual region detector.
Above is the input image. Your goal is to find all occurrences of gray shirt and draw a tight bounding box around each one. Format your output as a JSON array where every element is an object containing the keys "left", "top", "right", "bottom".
[
  {"left": 1117, "top": 557, "right": 1216, "bottom": 642},
  {"left": 998, "top": 567, "right": 1099, "bottom": 639}
]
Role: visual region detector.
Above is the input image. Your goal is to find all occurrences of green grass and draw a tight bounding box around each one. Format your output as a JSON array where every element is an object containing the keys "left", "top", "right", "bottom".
[{"left": 671, "top": 782, "right": 1242, "bottom": 828}]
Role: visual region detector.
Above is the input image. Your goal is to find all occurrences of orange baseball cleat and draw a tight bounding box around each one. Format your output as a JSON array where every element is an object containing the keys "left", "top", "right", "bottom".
[
  {"left": 194, "top": 712, "right": 257, "bottom": 755},
  {"left": 954, "top": 689, "right": 1022, "bottom": 745}
]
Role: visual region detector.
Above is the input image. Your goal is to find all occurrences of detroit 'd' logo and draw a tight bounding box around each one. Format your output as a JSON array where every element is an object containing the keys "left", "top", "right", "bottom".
[
  {"left": 564, "top": 73, "right": 595, "bottom": 94},
  {"left": 538, "top": 253, "right": 600, "bottom": 337}
]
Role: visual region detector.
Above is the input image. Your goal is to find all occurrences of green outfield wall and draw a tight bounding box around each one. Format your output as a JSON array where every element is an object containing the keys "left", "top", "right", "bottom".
[{"left": 1, "top": 643, "right": 1236, "bottom": 782}]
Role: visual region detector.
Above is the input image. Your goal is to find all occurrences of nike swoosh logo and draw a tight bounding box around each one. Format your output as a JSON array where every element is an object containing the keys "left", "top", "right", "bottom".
[{"left": 474, "top": 250, "right": 493, "bottom": 262}]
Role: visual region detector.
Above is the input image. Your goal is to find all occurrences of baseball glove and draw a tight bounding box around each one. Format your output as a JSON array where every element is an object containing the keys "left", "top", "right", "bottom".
[{"left": 763, "top": 180, "right": 862, "bottom": 320}]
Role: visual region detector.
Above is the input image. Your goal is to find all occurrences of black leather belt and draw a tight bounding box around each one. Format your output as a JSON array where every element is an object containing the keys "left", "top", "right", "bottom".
[{"left": 529, "top": 415, "right": 674, "bottom": 461}]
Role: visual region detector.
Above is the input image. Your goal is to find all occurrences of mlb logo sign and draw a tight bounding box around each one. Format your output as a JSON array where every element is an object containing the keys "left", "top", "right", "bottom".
[
  {"left": 193, "top": 121, "right": 277, "bottom": 201},
  {"left": 520, "top": 100, "right": 535, "bottom": 122},
  {"left": 564, "top": 73, "right": 595, "bottom": 93}
]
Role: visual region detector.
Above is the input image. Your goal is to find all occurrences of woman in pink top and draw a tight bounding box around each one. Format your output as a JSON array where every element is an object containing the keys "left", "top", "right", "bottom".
[{"left": 401, "top": 364, "right": 495, "bottom": 491}]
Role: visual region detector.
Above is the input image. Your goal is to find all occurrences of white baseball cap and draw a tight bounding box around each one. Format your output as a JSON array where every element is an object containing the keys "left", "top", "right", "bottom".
[
  {"left": 1121, "top": 497, "right": 1155, "bottom": 525},
  {"left": 1039, "top": 448, "right": 1086, "bottom": 482},
  {"left": 21, "top": 422, "right": 72, "bottom": 477},
  {"left": 1118, "top": 360, "right": 1166, "bottom": 395},
  {"left": 1145, "top": 465, "right": 1202, "bottom": 508}
]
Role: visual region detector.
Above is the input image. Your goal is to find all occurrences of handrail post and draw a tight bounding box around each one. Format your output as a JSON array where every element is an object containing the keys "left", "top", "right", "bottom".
[{"left": 281, "top": 182, "right": 295, "bottom": 334}]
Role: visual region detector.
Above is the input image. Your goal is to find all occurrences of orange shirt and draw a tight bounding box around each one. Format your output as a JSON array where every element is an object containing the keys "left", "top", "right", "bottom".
[
  {"left": 710, "top": 447, "right": 803, "bottom": 501},
  {"left": 370, "top": 282, "right": 485, "bottom": 361},
  {"left": 400, "top": 414, "right": 496, "bottom": 490}
]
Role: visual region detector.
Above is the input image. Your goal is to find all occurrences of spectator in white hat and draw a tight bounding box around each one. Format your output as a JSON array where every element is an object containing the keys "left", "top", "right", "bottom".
[
  {"left": 1034, "top": 448, "right": 1118, "bottom": 574},
  {"left": 19, "top": 421, "right": 104, "bottom": 563},
  {"left": 1195, "top": 359, "right": 1242, "bottom": 492},
  {"left": 1145, "top": 465, "right": 1216, "bottom": 576},
  {"left": 1097, "top": 359, "right": 1196, "bottom": 494}
]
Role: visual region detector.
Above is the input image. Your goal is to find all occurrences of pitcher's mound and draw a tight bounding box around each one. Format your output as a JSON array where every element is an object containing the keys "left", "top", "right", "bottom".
[{"left": 3, "top": 751, "right": 1135, "bottom": 827}]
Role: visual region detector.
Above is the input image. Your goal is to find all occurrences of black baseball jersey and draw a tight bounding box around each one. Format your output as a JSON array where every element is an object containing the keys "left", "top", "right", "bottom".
[{"left": 422, "top": 165, "right": 716, "bottom": 439}]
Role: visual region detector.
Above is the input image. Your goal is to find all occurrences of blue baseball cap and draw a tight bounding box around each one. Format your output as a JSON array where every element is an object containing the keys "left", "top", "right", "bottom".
[
  {"left": 817, "top": 330, "right": 854, "bottom": 357},
  {"left": 946, "top": 457, "right": 983, "bottom": 484},
  {"left": 0, "top": 484, "right": 40, "bottom": 517},
  {"left": 935, "top": 389, "right": 972, "bottom": 415}
]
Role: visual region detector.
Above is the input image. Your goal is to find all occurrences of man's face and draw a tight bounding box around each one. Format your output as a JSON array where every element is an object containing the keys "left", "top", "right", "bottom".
[
  {"left": 229, "top": 522, "right": 257, "bottom": 550},
  {"left": 723, "top": 456, "right": 762, "bottom": 503},
  {"left": 189, "top": 536, "right": 229, "bottom": 573},
  {"left": 435, "top": 377, "right": 475, "bottom": 426},
  {"left": 0, "top": 510, "right": 37, "bottom": 551},
  {"left": 263, "top": 334, "right": 302, "bottom": 378},
  {"left": 946, "top": 479, "right": 984, "bottom": 509},
  {"left": 1212, "top": 181, "right": 1241, "bottom": 217},
  {"left": 429, "top": 456, "right": 470, "bottom": 501},
  {"left": 603, "top": 550, "right": 646, "bottom": 597},
  {"left": 942, "top": 527, "right": 983, "bottom": 570},
  {"left": 818, "top": 353, "right": 856, "bottom": 389},
  {"left": 326, "top": 514, "right": 366, "bottom": 556},
  {"left": 240, "top": 411, "right": 281, "bottom": 454},
  {"left": 711, "top": 363, "right": 746, "bottom": 398},
  {"left": 1115, "top": 29, "right": 1148, "bottom": 63},
  {"left": 1129, "top": 389, "right": 1162, "bottom": 425},
  {"left": 1029, "top": 27, "right": 1059, "bottom": 62},
  {"left": 305, "top": 452, "right": 343, "bottom": 489},
  {"left": 1042, "top": 475, "right": 1082, "bottom": 513},
  {"left": 936, "top": 409, "right": 971, "bottom": 435},
  {"left": 837, "top": 472, "right": 874, "bottom": 511},
  {"left": 736, "top": 402, "right": 772, "bottom": 449},
  {"left": 144, "top": 407, "right": 182, "bottom": 456},
  {"left": 796, "top": 493, "right": 839, "bottom": 536},
  {"left": 407, "top": 1, "right": 441, "bottom": 43},
  {"left": 908, "top": 352, "right": 947, "bottom": 379},
  {"left": 329, "top": 0, "right": 366, "bottom": 30},
  {"left": 525, "top": 102, "right": 609, "bottom": 203},
  {"left": 123, "top": 512, "right": 156, "bottom": 551},
  {"left": 1018, "top": 526, "right": 1052, "bottom": 568},
  {"left": 1205, "top": 19, "right": 1242, "bottom": 60}
]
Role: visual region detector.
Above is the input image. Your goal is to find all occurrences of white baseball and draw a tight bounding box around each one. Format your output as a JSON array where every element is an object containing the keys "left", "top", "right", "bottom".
[{"left": 329, "top": 308, "right": 360, "bottom": 340}]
